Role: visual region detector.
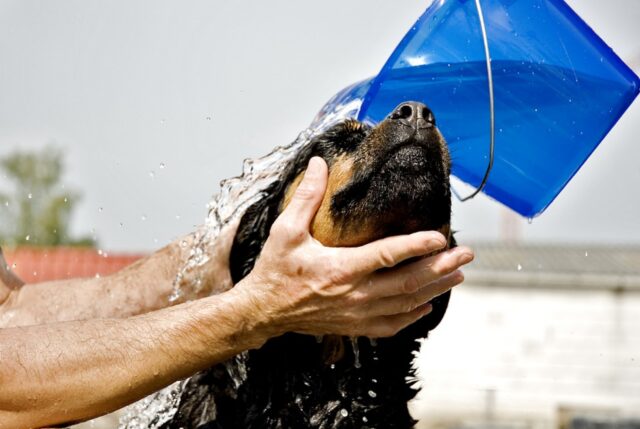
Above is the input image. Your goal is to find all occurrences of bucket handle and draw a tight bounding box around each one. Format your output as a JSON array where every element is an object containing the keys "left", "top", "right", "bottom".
[{"left": 459, "top": 0, "right": 496, "bottom": 201}]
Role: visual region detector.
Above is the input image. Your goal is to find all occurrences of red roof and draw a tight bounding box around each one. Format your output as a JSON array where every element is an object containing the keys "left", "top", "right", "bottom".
[{"left": 2, "top": 247, "right": 145, "bottom": 283}]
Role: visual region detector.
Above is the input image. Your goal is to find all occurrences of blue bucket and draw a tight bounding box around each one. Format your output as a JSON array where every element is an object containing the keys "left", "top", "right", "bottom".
[{"left": 314, "top": 0, "right": 639, "bottom": 218}]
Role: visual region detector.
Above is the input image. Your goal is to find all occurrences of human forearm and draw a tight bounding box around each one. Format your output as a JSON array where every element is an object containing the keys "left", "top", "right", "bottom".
[
  {"left": 0, "top": 241, "right": 183, "bottom": 327},
  {"left": 0, "top": 228, "right": 235, "bottom": 327},
  {"left": 0, "top": 286, "right": 267, "bottom": 429}
]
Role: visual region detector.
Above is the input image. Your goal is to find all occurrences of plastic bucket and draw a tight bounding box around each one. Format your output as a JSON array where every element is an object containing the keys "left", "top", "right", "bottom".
[{"left": 314, "top": 0, "right": 639, "bottom": 217}]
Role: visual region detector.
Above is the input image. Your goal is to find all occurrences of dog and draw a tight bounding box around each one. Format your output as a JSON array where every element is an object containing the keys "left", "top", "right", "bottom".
[{"left": 162, "top": 101, "right": 455, "bottom": 428}]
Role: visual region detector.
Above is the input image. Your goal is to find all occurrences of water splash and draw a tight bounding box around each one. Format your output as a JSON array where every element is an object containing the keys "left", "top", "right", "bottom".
[
  {"left": 168, "top": 94, "right": 360, "bottom": 305},
  {"left": 118, "top": 380, "right": 188, "bottom": 429},
  {"left": 351, "top": 337, "right": 361, "bottom": 369},
  {"left": 118, "top": 98, "right": 360, "bottom": 428}
]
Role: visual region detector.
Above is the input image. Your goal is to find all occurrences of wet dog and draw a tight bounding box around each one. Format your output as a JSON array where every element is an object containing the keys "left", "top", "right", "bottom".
[{"left": 164, "top": 101, "right": 455, "bottom": 428}]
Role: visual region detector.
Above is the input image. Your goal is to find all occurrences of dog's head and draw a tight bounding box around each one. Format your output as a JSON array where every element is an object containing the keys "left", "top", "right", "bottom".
[
  {"left": 283, "top": 101, "right": 452, "bottom": 247},
  {"left": 230, "top": 101, "right": 453, "bottom": 341}
]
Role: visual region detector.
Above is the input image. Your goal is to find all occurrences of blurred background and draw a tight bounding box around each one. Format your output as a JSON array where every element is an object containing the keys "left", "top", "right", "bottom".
[{"left": 0, "top": 1, "right": 638, "bottom": 428}]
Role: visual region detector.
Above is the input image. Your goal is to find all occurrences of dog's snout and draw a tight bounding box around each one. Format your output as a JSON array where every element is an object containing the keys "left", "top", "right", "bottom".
[{"left": 389, "top": 101, "right": 435, "bottom": 130}]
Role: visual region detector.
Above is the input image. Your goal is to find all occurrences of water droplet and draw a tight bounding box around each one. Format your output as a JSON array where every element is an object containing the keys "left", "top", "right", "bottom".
[
  {"left": 3, "top": 201, "right": 8, "bottom": 207},
  {"left": 180, "top": 240, "right": 188, "bottom": 248},
  {"left": 97, "top": 249, "right": 103, "bottom": 256},
  {"left": 33, "top": 271, "right": 37, "bottom": 276},
  {"left": 585, "top": 251, "right": 589, "bottom": 257},
  {"left": 533, "top": 107, "right": 538, "bottom": 112},
  {"left": 63, "top": 197, "right": 68, "bottom": 203},
  {"left": 159, "top": 162, "right": 166, "bottom": 169},
  {"left": 527, "top": 217, "right": 533, "bottom": 224},
  {"left": 340, "top": 409, "right": 349, "bottom": 417},
  {"left": 25, "top": 234, "right": 30, "bottom": 241},
  {"left": 119, "top": 222, "right": 124, "bottom": 228},
  {"left": 517, "top": 264, "right": 523, "bottom": 271},
  {"left": 363, "top": 416, "right": 369, "bottom": 423},
  {"left": 372, "top": 378, "right": 378, "bottom": 384},
  {"left": 160, "top": 118, "right": 166, "bottom": 125},
  {"left": 141, "top": 214, "right": 147, "bottom": 221},
  {"left": 175, "top": 214, "right": 181, "bottom": 220},
  {"left": 351, "top": 337, "right": 361, "bottom": 369},
  {"left": 27, "top": 193, "right": 32, "bottom": 199},
  {"left": 368, "top": 390, "right": 377, "bottom": 398},
  {"left": 98, "top": 207, "right": 103, "bottom": 213},
  {"left": 95, "top": 273, "right": 101, "bottom": 279},
  {"left": 11, "top": 263, "right": 16, "bottom": 269},
  {"left": 206, "top": 116, "right": 212, "bottom": 121},
  {"left": 330, "top": 364, "right": 336, "bottom": 370},
  {"left": 149, "top": 170, "right": 155, "bottom": 179}
]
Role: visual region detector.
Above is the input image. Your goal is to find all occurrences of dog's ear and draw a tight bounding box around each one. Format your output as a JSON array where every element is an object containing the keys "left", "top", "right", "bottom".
[
  {"left": 420, "top": 290, "right": 451, "bottom": 332},
  {"left": 404, "top": 232, "right": 456, "bottom": 336},
  {"left": 229, "top": 184, "right": 284, "bottom": 284}
]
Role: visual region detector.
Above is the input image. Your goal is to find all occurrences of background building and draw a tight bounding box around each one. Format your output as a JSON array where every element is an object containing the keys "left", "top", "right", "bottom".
[{"left": 412, "top": 244, "right": 640, "bottom": 429}]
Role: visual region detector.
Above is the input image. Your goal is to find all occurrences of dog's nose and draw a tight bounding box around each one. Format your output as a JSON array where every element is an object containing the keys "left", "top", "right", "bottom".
[{"left": 389, "top": 101, "right": 435, "bottom": 130}]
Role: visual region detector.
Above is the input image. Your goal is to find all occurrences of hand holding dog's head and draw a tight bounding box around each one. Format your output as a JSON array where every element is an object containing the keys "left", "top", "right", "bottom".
[
  {"left": 230, "top": 102, "right": 458, "bottom": 342},
  {"left": 235, "top": 155, "right": 471, "bottom": 340}
]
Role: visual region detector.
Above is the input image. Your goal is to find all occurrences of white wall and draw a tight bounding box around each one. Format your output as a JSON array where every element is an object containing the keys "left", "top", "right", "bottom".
[{"left": 411, "top": 284, "right": 640, "bottom": 428}]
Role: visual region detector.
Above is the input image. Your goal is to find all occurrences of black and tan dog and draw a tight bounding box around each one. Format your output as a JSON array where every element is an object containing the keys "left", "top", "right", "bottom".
[{"left": 163, "top": 101, "right": 455, "bottom": 428}]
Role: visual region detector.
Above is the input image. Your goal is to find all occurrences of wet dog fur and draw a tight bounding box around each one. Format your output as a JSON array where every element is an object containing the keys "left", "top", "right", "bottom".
[{"left": 162, "top": 102, "right": 455, "bottom": 429}]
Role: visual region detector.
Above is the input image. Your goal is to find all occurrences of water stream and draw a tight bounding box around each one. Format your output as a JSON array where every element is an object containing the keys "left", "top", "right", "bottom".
[{"left": 118, "top": 97, "right": 361, "bottom": 429}]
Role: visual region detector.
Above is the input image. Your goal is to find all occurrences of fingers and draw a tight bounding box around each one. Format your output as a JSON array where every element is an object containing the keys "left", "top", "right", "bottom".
[
  {"left": 365, "top": 304, "right": 434, "bottom": 338},
  {"left": 368, "top": 270, "right": 464, "bottom": 317},
  {"left": 343, "top": 231, "right": 448, "bottom": 277},
  {"left": 273, "top": 157, "right": 328, "bottom": 237},
  {"left": 365, "top": 246, "right": 474, "bottom": 299}
]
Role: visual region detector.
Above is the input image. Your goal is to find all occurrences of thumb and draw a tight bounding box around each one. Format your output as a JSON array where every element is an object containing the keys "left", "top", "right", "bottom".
[{"left": 278, "top": 157, "right": 328, "bottom": 232}]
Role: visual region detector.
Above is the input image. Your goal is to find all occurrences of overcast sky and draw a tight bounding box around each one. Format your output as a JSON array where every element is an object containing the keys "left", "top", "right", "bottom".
[{"left": 0, "top": 0, "right": 638, "bottom": 252}]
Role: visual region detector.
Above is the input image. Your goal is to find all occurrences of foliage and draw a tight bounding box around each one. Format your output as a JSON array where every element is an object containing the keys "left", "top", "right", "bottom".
[{"left": 0, "top": 146, "right": 95, "bottom": 247}]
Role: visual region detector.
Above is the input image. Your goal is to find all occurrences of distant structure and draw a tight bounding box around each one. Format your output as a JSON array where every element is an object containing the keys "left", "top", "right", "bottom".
[
  {"left": 2, "top": 247, "right": 144, "bottom": 283},
  {"left": 500, "top": 207, "right": 523, "bottom": 244},
  {"left": 412, "top": 243, "right": 640, "bottom": 429}
]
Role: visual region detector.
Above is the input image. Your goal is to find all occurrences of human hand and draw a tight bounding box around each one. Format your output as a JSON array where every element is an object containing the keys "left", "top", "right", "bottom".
[{"left": 233, "top": 157, "right": 474, "bottom": 339}]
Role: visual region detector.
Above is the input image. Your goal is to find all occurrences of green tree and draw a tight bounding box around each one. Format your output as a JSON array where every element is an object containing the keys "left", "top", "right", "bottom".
[{"left": 0, "top": 146, "right": 94, "bottom": 247}]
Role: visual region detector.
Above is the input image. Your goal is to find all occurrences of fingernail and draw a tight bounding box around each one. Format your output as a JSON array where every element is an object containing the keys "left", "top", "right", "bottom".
[
  {"left": 420, "top": 303, "right": 433, "bottom": 316},
  {"left": 429, "top": 237, "right": 446, "bottom": 249},
  {"left": 459, "top": 251, "right": 474, "bottom": 264},
  {"left": 452, "top": 270, "right": 465, "bottom": 283},
  {"left": 306, "top": 157, "right": 323, "bottom": 176}
]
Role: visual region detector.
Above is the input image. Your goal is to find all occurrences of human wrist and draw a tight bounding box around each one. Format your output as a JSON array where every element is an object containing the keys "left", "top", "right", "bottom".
[{"left": 199, "top": 284, "right": 276, "bottom": 354}]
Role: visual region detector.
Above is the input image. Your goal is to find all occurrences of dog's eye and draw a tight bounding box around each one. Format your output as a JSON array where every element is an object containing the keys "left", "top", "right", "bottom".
[
  {"left": 332, "top": 121, "right": 368, "bottom": 151},
  {"left": 313, "top": 120, "right": 369, "bottom": 156}
]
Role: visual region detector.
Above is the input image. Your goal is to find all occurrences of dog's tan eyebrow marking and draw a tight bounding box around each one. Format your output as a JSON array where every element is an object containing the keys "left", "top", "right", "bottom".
[
  {"left": 281, "top": 155, "right": 355, "bottom": 246},
  {"left": 343, "top": 120, "right": 364, "bottom": 132}
]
